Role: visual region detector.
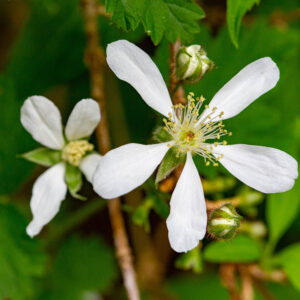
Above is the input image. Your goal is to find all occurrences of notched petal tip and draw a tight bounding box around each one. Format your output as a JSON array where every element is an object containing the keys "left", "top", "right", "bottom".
[{"left": 26, "top": 221, "right": 40, "bottom": 238}]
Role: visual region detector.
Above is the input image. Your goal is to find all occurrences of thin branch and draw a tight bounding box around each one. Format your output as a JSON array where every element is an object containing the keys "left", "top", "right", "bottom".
[
  {"left": 238, "top": 265, "right": 254, "bottom": 300},
  {"left": 81, "top": 0, "right": 140, "bottom": 299},
  {"left": 220, "top": 264, "right": 241, "bottom": 300}
]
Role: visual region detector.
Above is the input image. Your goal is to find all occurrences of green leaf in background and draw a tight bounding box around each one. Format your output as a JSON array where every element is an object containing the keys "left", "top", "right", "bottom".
[
  {"left": 0, "top": 204, "right": 46, "bottom": 300},
  {"left": 21, "top": 147, "right": 62, "bottom": 167},
  {"left": 273, "top": 243, "right": 300, "bottom": 291},
  {"left": 166, "top": 274, "right": 229, "bottom": 300},
  {"left": 65, "top": 164, "right": 85, "bottom": 201},
  {"left": 226, "top": 0, "right": 260, "bottom": 47},
  {"left": 203, "top": 235, "right": 262, "bottom": 263},
  {"left": 156, "top": 147, "right": 186, "bottom": 184},
  {"left": 266, "top": 179, "right": 300, "bottom": 249},
  {"left": 5, "top": 0, "right": 85, "bottom": 100},
  {"left": 175, "top": 246, "right": 203, "bottom": 274},
  {"left": 142, "top": 0, "right": 205, "bottom": 45},
  {"left": 50, "top": 236, "right": 117, "bottom": 296},
  {"left": 0, "top": 77, "right": 36, "bottom": 194}
]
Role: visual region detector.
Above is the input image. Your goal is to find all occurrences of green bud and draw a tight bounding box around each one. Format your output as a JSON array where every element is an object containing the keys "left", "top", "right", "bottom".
[
  {"left": 208, "top": 203, "right": 242, "bottom": 240},
  {"left": 239, "top": 221, "right": 267, "bottom": 239},
  {"left": 238, "top": 186, "right": 264, "bottom": 207},
  {"left": 176, "top": 45, "right": 214, "bottom": 83}
]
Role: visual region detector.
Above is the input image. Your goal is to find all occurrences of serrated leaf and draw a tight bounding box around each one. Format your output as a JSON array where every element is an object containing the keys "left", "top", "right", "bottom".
[
  {"left": 0, "top": 204, "right": 46, "bottom": 300},
  {"left": 273, "top": 243, "right": 300, "bottom": 291},
  {"left": 175, "top": 247, "right": 203, "bottom": 274},
  {"left": 226, "top": 0, "right": 260, "bottom": 47},
  {"left": 51, "top": 236, "right": 117, "bottom": 294},
  {"left": 105, "top": 0, "right": 146, "bottom": 31},
  {"left": 203, "top": 235, "right": 262, "bottom": 263},
  {"left": 21, "top": 147, "right": 62, "bottom": 167},
  {"left": 142, "top": 0, "right": 205, "bottom": 45},
  {"left": 65, "top": 164, "right": 85, "bottom": 200},
  {"left": 156, "top": 147, "right": 186, "bottom": 184},
  {"left": 266, "top": 179, "right": 300, "bottom": 246}
]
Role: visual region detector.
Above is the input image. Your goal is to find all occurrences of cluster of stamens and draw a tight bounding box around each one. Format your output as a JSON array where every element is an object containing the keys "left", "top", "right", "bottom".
[
  {"left": 62, "top": 140, "right": 94, "bottom": 166},
  {"left": 163, "top": 92, "right": 232, "bottom": 166}
]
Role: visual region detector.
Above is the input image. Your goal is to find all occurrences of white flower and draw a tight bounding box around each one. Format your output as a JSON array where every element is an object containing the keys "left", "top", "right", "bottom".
[
  {"left": 21, "top": 96, "right": 102, "bottom": 237},
  {"left": 93, "top": 40, "right": 298, "bottom": 253}
]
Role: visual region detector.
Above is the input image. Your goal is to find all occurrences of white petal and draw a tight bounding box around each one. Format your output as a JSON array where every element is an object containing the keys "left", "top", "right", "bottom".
[
  {"left": 79, "top": 153, "right": 102, "bottom": 183},
  {"left": 93, "top": 143, "right": 169, "bottom": 199},
  {"left": 65, "top": 99, "right": 101, "bottom": 141},
  {"left": 200, "top": 57, "right": 280, "bottom": 122},
  {"left": 26, "top": 163, "right": 67, "bottom": 237},
  {"left": 166, "top": 152, "right": 207, "bottom": 253},
  {"left": 106, "top": 40, "right": 172, "bottom": 117},
  {"left": 21, "top": 96, "right": 65, "bottom": 149},
  {"left": 213, "top": 144, "right": 298, "bottom": 193}
]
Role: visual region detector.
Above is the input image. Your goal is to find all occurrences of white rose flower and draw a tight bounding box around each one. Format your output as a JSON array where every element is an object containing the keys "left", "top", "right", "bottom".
[
  {"left": 21, "top": 96, "right": 101, "bottom": 237},
  {"left": 93, "top": 40, "right": 298, "bottom": 253}
]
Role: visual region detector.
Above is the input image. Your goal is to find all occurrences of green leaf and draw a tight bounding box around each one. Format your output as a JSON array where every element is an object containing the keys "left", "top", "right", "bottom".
[
  {"left": 227, "top": 0, "right": 260, "bottom": 47},
  {"left": 6, "top": 0, "right": 85, "bottom": 100},
  {"left": 152, "top": 194, "right": 170, "bottom": 218},
  {"left": 166, "top": 274, "right": 230, "bottom": 299},
  {"left": 203, "top": 235, "right": 262, "bottom": 263},
  {"left": 0, "top": 77, "right": 36, "bottom": 194},
  {"left": 132, "top": 197, "right": 153, "bottom": 232},
  {"left": 0, "top": 204, "right": 46, "bottom": 300},
  {"left": 105, "top": 0, "right": 146, "bottom": 31},
  {"left": 51, "top": 236, "right": 117, "bottom": 294},
  {"left": 65, "top": 164, "right": 85, "bottom": 201},
  {"left": 273, "top": 243, "right": 300, "bottom": 291},
  {"left": 156, "top": 147, "right": 186, "bottom": 184},
  {"left": 266, "top": 179, "right": 300, "bottom": 247},
  {"left": 175, "top": 247, "right": 203, "bottom": 274},
  {"left": 143, "top": 0, "right": 205, "bottom": 45},
  {"left": 21, "top": 147, "right": 61, "bottom": 167}
]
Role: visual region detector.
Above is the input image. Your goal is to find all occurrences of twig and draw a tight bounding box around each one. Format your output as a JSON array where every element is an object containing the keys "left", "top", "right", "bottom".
[
  {"left": 238, "top": 265, "right": 254, "bottom": 300},
  {"left": 206, "top": 197, "right": 241, "bottom": 210},
  {"left": 247, "top": 264, "right": 286, "bottom": 283},
  {"left": 81, "top": 0, "right": 140, "bottom": 299},
  {"left": 220, "top": 264, "right": 241, "bottom": 300},
  {"left": 253, "top": 279, "right": 276, "bottom": 300}
]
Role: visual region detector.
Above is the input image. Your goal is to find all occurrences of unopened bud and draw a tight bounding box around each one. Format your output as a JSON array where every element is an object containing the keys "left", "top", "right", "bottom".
[
  {"left": 176, "top": 45, "right": 214, "bottom": 83},
  {"left": 239, "top": 186, "right": 264, "bottom": 207},
  {"left": 208, "top": 203, "right": 242, "bottom": 240},
  {"left": 239, "top": 221, "right": 267, "bottom": 239}
]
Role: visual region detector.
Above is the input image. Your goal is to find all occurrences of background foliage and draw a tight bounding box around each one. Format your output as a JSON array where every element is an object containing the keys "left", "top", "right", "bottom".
[{"left": 0, "top": 0, "right": 299, "bottom": 299}]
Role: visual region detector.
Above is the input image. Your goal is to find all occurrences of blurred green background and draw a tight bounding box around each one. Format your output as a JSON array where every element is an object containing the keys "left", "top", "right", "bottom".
[{"left": 0, "top": 0, "right": 299, "bottom": 299}]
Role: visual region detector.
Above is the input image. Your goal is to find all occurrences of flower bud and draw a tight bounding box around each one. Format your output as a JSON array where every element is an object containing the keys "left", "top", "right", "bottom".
[
  {"left": 208, "top": 203, "right": 242, "bottom": 240},
  {"left": 176, "top": 45, "right": 213, "bottom": 83},
  {"left": 238, "top": 186, "right": 264, "bottom": 207},
  {"left": 239, "top": 221, "right": 267, "bottom": 239}
]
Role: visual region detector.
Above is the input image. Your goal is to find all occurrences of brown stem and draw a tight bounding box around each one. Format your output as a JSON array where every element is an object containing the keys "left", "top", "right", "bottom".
[
  {"left": 81, "top": 0, "right": 140, "bottom": 299},
  {"left": 247, "top": 264, "right": 286, "bottom": 283},
  {"left": 238, "top": 265, "right": 254, "bottom": 300},
  {"left": 253, "top": 280, "right": 276, "bottom": 300},
  {"left": 206, "top": 197, "right": 241, "bottom": 211},
  {"left": 220, "top": 264, "right": 241, "bottom": 300}
]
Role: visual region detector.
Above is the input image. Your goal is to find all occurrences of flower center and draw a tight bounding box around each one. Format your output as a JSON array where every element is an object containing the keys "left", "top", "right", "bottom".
[
  {"left": 62, "top": 140, "right": 94, "bottom": 166},
  {"left": 163, "top": 92, "right": 232, "bottom": 166}
]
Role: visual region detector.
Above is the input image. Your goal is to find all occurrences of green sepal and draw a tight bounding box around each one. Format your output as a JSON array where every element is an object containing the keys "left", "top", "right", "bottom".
[
  {"left": 65, "top": 164, "right": 86, "bottom": 201},
  {"left": 175, "top": 246, "right": 203, "bottom": 274},
  {"left": 155, "top": 147, "right": 186, "bottom": 184},
  {"left": 152, "top": 126, "right": 172, "bottom": 143},
  {"left": 21, "top": 147, "right": 61, "bottom": 167}
]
